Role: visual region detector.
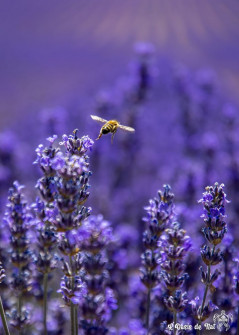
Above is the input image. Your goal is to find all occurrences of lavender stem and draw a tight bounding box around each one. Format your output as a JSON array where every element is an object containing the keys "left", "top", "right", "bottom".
[
  {"left": 18, "top": 293, "right": 22, "bottom": 335},
  {"left": 173, "top": 311, "right": 177, "bottom": 335},
  {"left": 69, "top": 256, "right": 76, "bottom": 335},
  {"left": 146, "top": 286, "right": 151, "bottom": 334},
  {"left": 197, "top": 246, "right": 214, "bottom": 335},
  {"left": 197, "top": 273, "right": 210, "bottom": 335},
  {"left": 74, "top": 306, "right": 78, "bottom": 335},
  {"left": 237, "top": 305, "right": 239, "bottom": 335},
  {"left": 70, "top": 303, "right": 75, "bottom": 335},
  {"left": 43, "top": 273, "right": 48, "bottom": 335},
  {"left": 0, "top": 296, "right": 11, "bottom": 335}
]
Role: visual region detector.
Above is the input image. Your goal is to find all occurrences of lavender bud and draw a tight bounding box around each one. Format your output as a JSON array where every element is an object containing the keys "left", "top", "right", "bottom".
[{"left": 58, "top": 275, "right": 87, "bottom": 306}]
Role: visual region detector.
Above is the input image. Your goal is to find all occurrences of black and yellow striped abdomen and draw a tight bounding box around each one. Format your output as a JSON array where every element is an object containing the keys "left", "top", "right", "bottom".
[{"left": 101, "top": 120, "right": 118, "bottom": 134}]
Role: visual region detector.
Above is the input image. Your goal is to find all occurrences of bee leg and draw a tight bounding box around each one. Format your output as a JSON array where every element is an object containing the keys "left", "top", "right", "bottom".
[
  {"left": 111, "top": 131, "right": 116, "bottom": 144},
  {"left": 96, "top": 131, "right": 103, "bottom": 140}
]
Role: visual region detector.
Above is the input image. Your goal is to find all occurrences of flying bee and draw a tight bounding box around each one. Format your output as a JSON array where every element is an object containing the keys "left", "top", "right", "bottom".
[{"left": 90, "top": 115, "right": 135, "bottom": 143}]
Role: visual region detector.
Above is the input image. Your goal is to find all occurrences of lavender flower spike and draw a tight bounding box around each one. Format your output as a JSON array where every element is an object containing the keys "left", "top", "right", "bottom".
[
  {"left": 195, "top": 183, "right": 229, "bottom": 333},
  {"left": 141, "top": 185, "right": 175, "bottom": 334},
  {"left": 80, "top": 215, "right": 117, "bottom": 335},
  {"left": 33, "top": 136, "right": 59, "bottom": 335},
  {"left": 161, "top": 222, "right": 191, "bottom": 333},
  {"left": 55, "top": 130, "right": 94, "bottom": 335},
  {"left": 5, "top": 181, "right": 33, "bottom": 333},
  {"left": 58, "top": 275, "right": 87, "bottom": 306}
]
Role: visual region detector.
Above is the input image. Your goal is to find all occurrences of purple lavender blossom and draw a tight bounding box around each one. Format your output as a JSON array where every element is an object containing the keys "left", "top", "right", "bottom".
[
  {"left": 80, "top": 215, "right": 117, "bottom": 335},
  {"left": 33, "top": 135, "right": 62, "bottom": 335},
  {"left": 192, "top": 183, "right": 229, "bottom": 333},
  {"left": 189, "top": 296, "right": 218, "bottom": 322},
  {"left": 58, "top": 275, "right": 87, "bottom": 305},
  {"left": 50, "top": 130, "right": 95, "bottom": 335},
  {"left": 59, "top": 129, "right": 94, "bottom": 156},
  {"left": 160, "top": 222, "right": 191, "bottom": 332},
  {"left": 4, "top": 181, "right": 33, "bottom": 332},
  {"left": 140, "top": 185, "right": 175, "bottom": 333}
]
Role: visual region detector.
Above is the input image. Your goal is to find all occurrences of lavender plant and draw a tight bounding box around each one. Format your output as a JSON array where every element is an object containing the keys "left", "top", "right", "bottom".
[
  {"left": 191, "top": 183, "right": 229, "bottom": 333},
  {"left": 212, "top": 233, "right": 236, "bottom": 315},
  {"left": 140, "top": 185, "right": 174, "bottom": 334},
  {"left": 4, "top": 181, "right": 33, "bottom": 334},
  {"left": 160, "top": 222, "right": 191, "bottom": 334},
  {"left": 79, "top": 215, "right": 117, "bottom": 334},
  {"left": 53, "top": 130, "right": 93, "bottom": 335},
  {"left": 33, "top": 135, "right": 59, "bottom": 335}
]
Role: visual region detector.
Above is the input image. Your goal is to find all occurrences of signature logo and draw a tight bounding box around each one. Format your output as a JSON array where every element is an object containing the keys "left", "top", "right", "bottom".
[{"left": 213, "top": 310, "right": 233, "bottom": 332}]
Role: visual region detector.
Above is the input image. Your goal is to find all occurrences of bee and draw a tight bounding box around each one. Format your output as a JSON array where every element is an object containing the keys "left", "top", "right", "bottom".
[{"left": 90, "top": 115, "right": 135, "bottom": 143}]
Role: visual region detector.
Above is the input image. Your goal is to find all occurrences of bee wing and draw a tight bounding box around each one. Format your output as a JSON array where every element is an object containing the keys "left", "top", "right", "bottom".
[
  {"left": 118, "top": 124, "right": 135, "bottom": 132},
  {"left": 90, "top": 115, "right": 108, "bottom": 124}
]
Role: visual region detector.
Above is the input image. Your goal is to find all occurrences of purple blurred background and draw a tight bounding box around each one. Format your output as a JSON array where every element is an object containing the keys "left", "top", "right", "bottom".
[{"left": 1, "top": 0, "right": 239, "bottom": 129}]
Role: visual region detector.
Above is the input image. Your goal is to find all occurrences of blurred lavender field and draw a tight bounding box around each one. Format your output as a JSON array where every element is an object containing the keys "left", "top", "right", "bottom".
[{"left": 0, "top": 1, "right": 239, "bottom": 334}]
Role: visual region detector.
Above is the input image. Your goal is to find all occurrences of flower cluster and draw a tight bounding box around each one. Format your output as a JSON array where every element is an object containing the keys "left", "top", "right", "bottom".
[
  {"left": 32, "top": 136, "right": 60, "bottom": 334},
  {"left": 4, "top": 181, "right": 33, "bottom": 331},
  {"left": 80, "top": 215, "right": 117, "bottom": 335},
  {"left": 51, "top": 131, "right": 94, "bottom": 335},
  {"left": 59, "top": 130, "right": 93, "bottom": 156},
  {"left": 33, "top": 136, "right": 59, "bottom": 275},
  {"left": 159, "top": 222, "right": 191, "bottom": 333},
  {"left": 141, "top": 185, "right": 175, "bottom": 290},
  {"left": 140, "top": 185, "right": 174, "bottom": 332},
  {"left": 34, "top": 135, "right": 59, "bottom": 202},
  {"left": 53, "top": 131, "right": 93, "bottom": 233},
  {"left": 191, "top": 183, "right": 228, "bottom": 324},
  {"left": 58, "top": 275, "right": 87, "bottom": 306}
]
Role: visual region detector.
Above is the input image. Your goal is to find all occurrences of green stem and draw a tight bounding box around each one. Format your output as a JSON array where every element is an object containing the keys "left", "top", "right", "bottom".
[
  {"left": 70, "top": 302, "right": 75, "bottom": 335},
  {"left": 43, "top": 273, "right": 48, "bottom": 335},
  {"left": 74, "top": 305, "right": 78, "bottom": 334},
  {"left": 197, "top": 246, "right": 215, "bottom": 335},
  {"left": 171, "top": 258, "right": 177, "bottom": 335},
  {"left": 197, "top": 274, "right": 209, "bottom": 335},
  {"left": 69, "top": 256, "right": 76, "bottom": 335},
  {"left": 237, "top": 305, "right": 239, "bottom": 335},
  {"left": 173, "top": 311, "right": 177, "bottom": 335},
  {"left": 0, "top": 296, "right": 11, "bottom": 335},
  {"left": 146, "top": 286, "right": 151, "bottom": 334},
  {"left": 18, "top": 293, "right": 22, "bottom": 335}
]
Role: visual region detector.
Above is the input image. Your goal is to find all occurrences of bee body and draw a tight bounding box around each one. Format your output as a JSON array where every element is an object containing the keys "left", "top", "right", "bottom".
[
  {"left": 90, "top": 115, "right": 135, "bottom": 143},
  {"left": 101, "top": 120, "right": 118, "bottom": 135}
]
